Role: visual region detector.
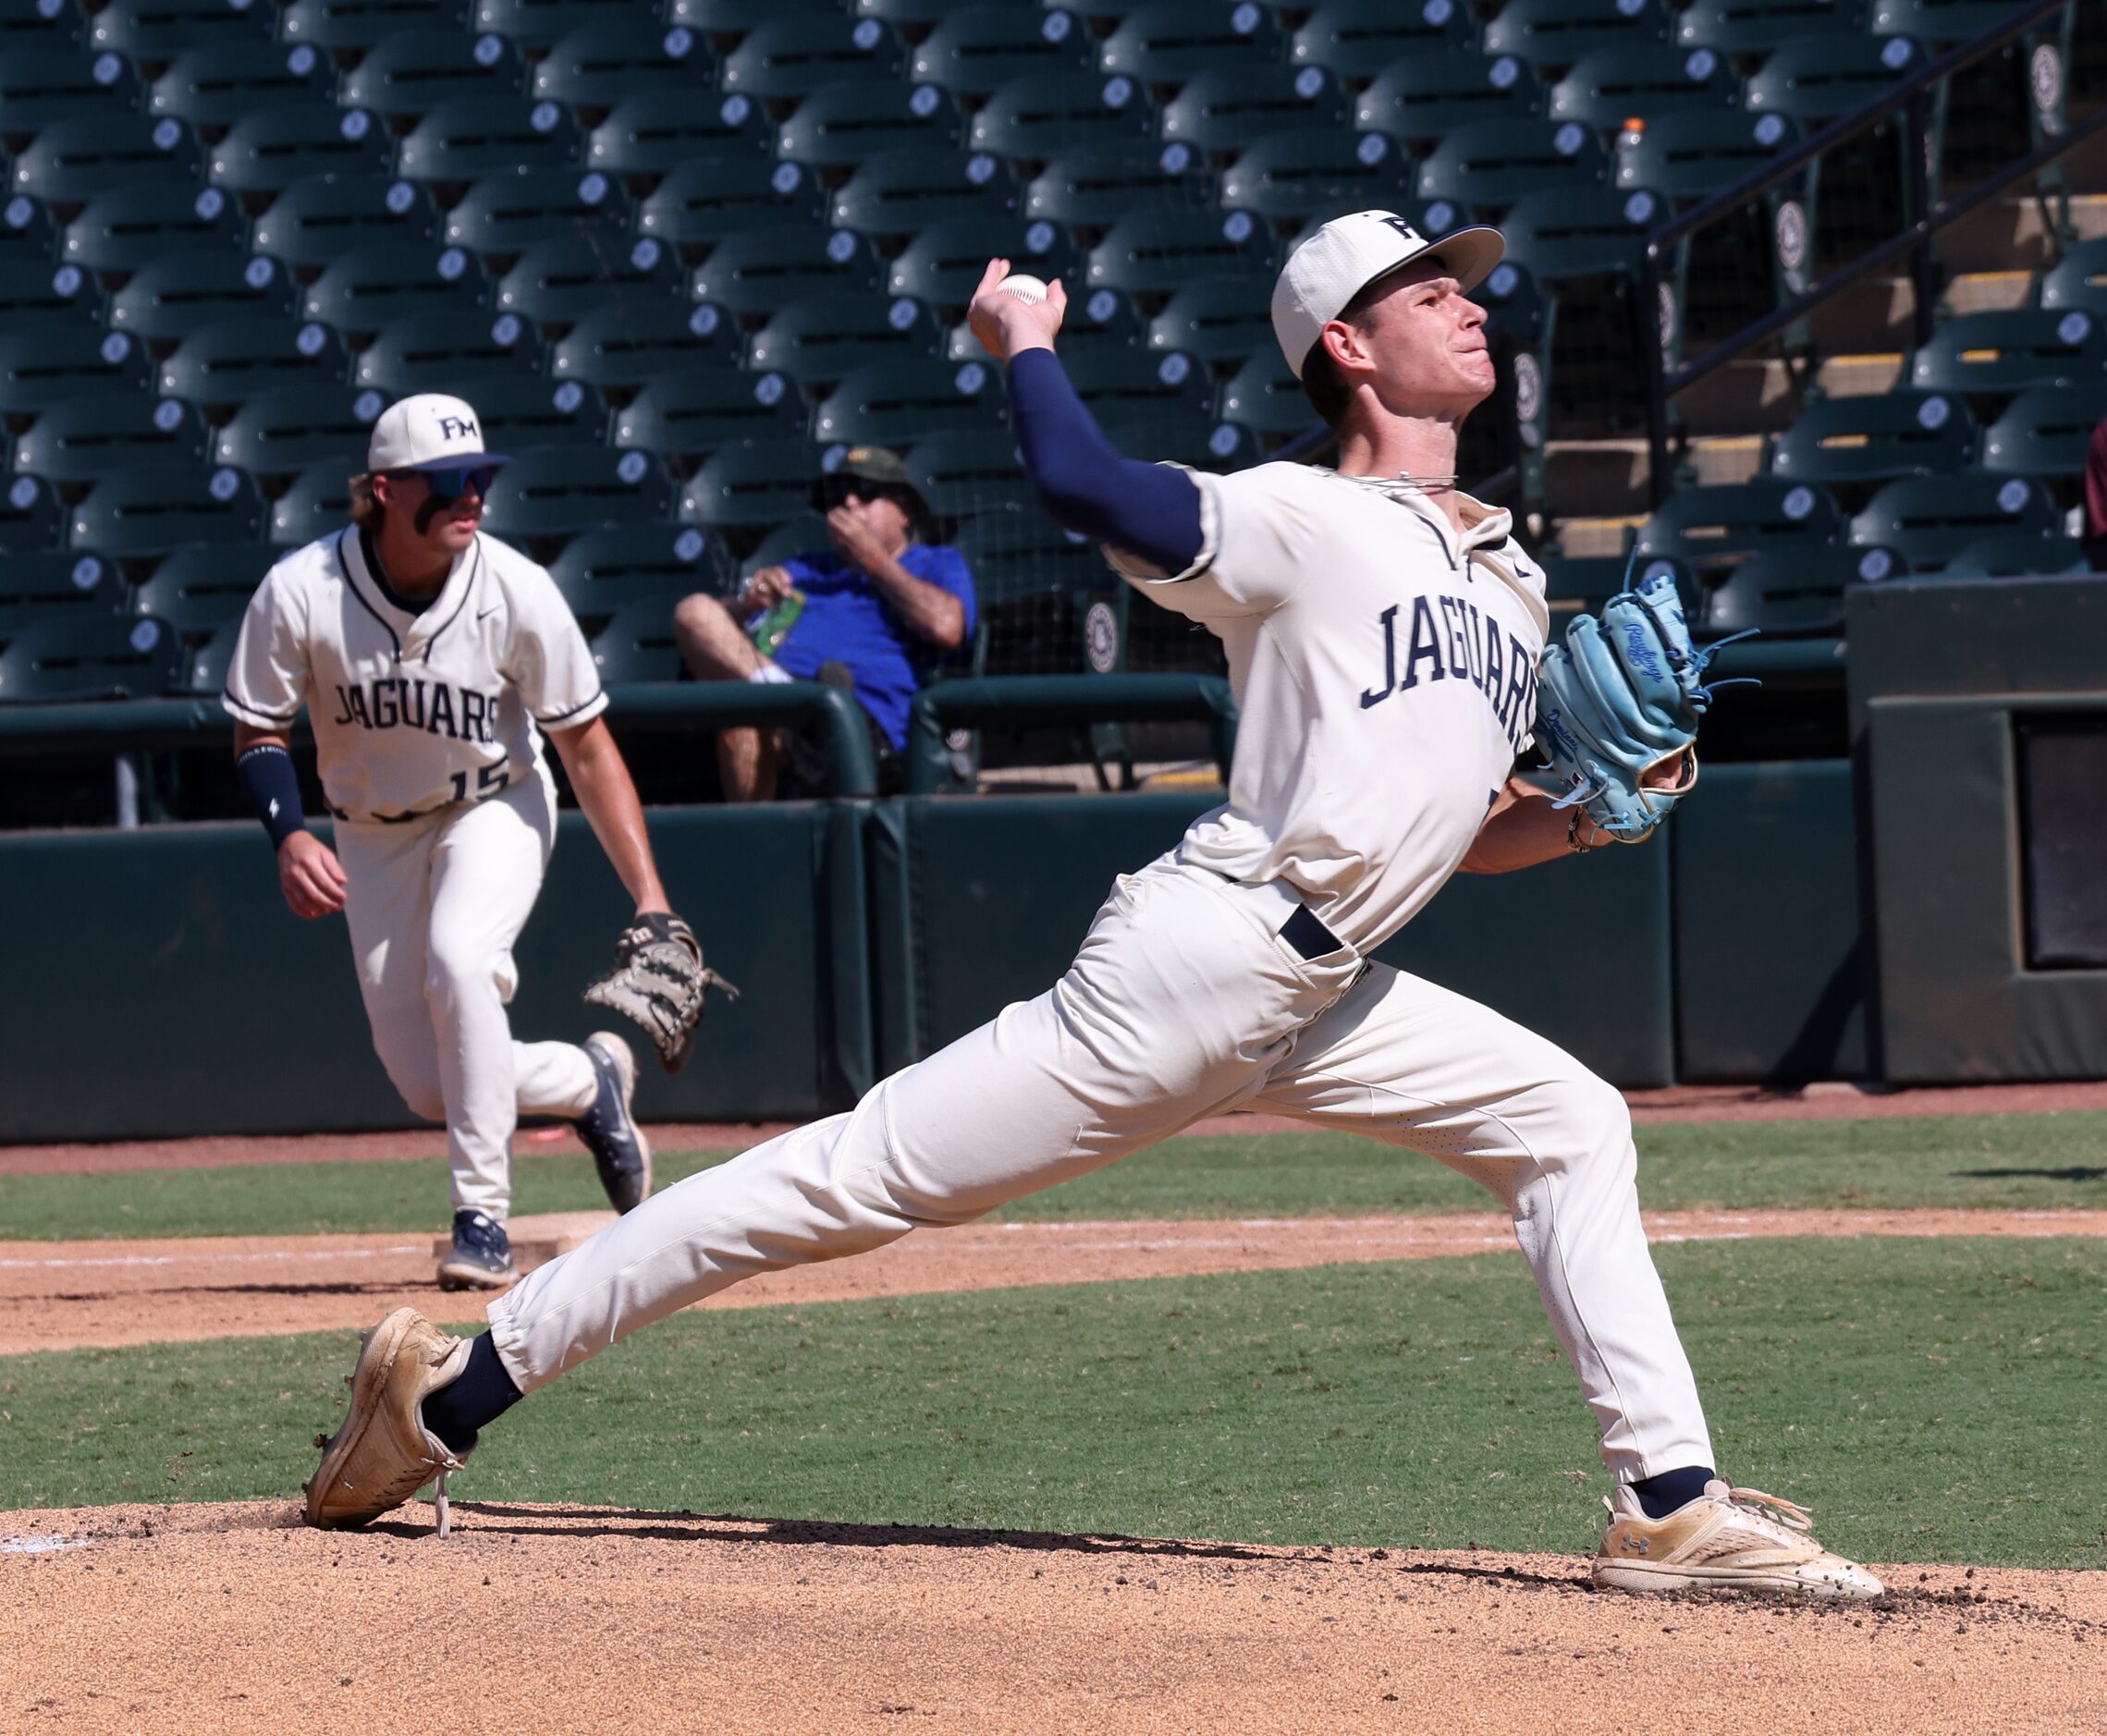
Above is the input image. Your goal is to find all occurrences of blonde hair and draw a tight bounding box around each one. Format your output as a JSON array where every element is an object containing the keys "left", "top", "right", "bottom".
[{"left": 349, "top": 471, "right": 383, "bottom": 529}]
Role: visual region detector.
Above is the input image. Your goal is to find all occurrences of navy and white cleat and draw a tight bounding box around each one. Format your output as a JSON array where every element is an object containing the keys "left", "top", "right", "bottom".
[
  {"left": 576, "top": 1030, "right": 652, "bottom": 1214},
  {"left": 435, "top": 1210, "right": 515, "bottom": 1290}
]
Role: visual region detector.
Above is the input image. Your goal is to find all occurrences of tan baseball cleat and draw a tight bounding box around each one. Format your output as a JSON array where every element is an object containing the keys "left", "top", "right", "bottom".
[
  {"left": 305, "top": 1307, "right": 472, "bottom": 1537},
  {"left": 1593, "top": 1479, "right": 1885, "bottom": 1599}
]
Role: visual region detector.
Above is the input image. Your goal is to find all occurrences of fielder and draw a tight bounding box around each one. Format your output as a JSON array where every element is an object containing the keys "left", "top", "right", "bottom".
[
  {"left": 225, "top": 395, "right": 722, "bottom": 1290},
  {"left": 304, "top": 223, "right": 1880, "bottom": 1596}
]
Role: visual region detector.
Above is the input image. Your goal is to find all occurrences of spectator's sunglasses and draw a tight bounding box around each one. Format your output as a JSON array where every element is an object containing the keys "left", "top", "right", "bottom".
[
  {"left": 397, "top": 464, "right": 498, "bottom": 502},
  {"left": 817, "top": 475, "right": 896, "bottom": 510}
]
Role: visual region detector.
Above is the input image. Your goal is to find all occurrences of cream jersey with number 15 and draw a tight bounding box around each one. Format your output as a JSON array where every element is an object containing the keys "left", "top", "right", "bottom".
[{"left": 222, "top": 526, "right": 607, "bottom": 823}]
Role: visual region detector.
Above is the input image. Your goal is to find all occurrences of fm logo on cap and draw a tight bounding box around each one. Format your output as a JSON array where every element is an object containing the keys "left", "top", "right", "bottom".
[{"left": 438, "top": 414, "right": 479, "bottom": 442}]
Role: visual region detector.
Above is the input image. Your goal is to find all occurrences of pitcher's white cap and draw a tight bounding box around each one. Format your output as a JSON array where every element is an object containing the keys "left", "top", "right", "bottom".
[
  {"left": 1270, "top": 211, "right": 1504, "bottom": 378},
  {"left": 366, "top": 393, "right": 509, "bottom": 472}
]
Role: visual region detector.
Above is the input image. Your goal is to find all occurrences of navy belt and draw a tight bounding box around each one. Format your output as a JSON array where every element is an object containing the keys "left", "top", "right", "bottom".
[{"left": 1279, "top": 902, "right": 1343, "bottom": 960}]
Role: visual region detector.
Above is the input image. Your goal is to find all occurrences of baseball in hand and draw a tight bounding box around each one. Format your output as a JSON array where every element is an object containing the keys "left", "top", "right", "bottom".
[{"left": 995, "top": 273, "right": 1049, "bottom": 305}]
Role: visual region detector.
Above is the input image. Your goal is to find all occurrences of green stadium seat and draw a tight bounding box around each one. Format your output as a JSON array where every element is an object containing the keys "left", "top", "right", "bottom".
[
  {"left": 213, "top": 383, "right": 384, "bottom": 476},
  {"left": 481, "top": 445, "right": 675, "bottom": 540},
  {"left": 829, "top": 149, "right": 1020, "bottom": 238},
  {"left": 157, "top": 317, "right": 349, "bottom": 410},
  {"left": 1354, "top": 54, "right": 1543, "bottom": 154},
  {"left": 1291, "top": 0, "right": 1476, "bottom": 79},
  {"left": 1415, "top": 117, "right": 1610, "bottom": 211},
  {"left": 0, "top": 614, "right": 185, "bottom": 703},
  {"left": 1146, "top": 274, "right": 1276, "bottom": 364},
  {"left": 1501, "top": 185, "right": 1658, "bottom": 278},
  {"left": 1548, "top": 43, "right": 1740, "bottom": 128},
  {"left": 1632, "top": 479, "right": 1844, "bottom": 581},
  {"left": 587, "top": 89, "right": 774, "bottom": 176},
  {"left": 5, "top": 0, "right": 87, "bottom": 48},
  {"left": 812, "top": 355, "right": 1007, "bottom": 447},
  {"left": 689, "top": 225, "right": 884, "bottom": 320},
  {"left": 995, "top": 281, "right": 1147, "bottom": 359},
  {"left": 210, "top": 105, "right": 394, "bottom": 196},
  {"left": 720, "top": 16, "right": 906, "bottom": 101},
  {"left": 1612, "top": 108, "right": 1798, "bottom": 201},
  {"left": 1219, "top": 130, "right": 1417, "bottom": 226},
  {"left": 1869, "top": 0, "right": 2036, "bottom": 45},
  {"left": 747, "top": 291, "right": 944, "bottom": 385},
  {"left": 1676, "top": 0, "right": 1867, "bottom": 55},
  {"left": 496, "top": 231, "right": 680, "bottom": 326},
  {"left": 0, "top": 474, "right": 65, "bottom": 554},
  {"left": 1162, "top": 66, "right": 1348, "bottom": 153},
  {"left": 130, "top": 544, "right": 276, "bottom": 635},
  {"left": 1097, "top": 2, "right": 1287, "bottom": 86},
  {"left": 1910, "top": 308, "right": 2107, "bottom": 399},
  {"left": 0, "top": 257, "right": 102, "bottom": 335},
  {"left": 887, "top": 216, "right": 1077, "bottom": 314},
  {"left": 587, "top": 597, "right": 687, "bottom": 684},
  {"left": 281, "top": 0, "right": 472, "bottom": 50},
  {"left": 1217, "top": 349, "right": 1314, "bottom": 439},
  {"left": 776, "top": 80, "right": 963, "bottom": 172},
  {"left": 397, "top": 96, "right": 584, "bottom": 183},
  {"left": 673, "top": 0, "right": 840, "bottom": 31},
  {"left": 1085, "top": 208, "right": 1276, "bottom": 298},
  {"left": 532, "top": 18, "right": 719, "bottom": 108},
  {"left": 16, "top": 392, "right": 209, "bottom": 483},
  {"left": 305, "top": 240, "right": 488, "bottom": 336},
  {"left": 0, "top": 551, "right": 123, "bottom": 639},
  {"left": 0, "top": 47, "right": 144, "bottom": 134},
  {"left": 1745, "top": 33, "right": 1925, "bottom": 122},
  {"left": 68, "top": 182, "right": 251, "bottom": 272},
  {"left": 249, "top": 175, "right": 440, "bottom": 268},
  {"left": 615, "top": 366, "right": 806, "bottom": 460},
  {"left": 270, "top": 459, "right": 360, "bottom": 545},
  {"left": 912, "top": 6, "right": 1096, "bottom": 98},
  {"left": 1023, "top": 142, "right": 1210, "bottom": 231},
  {"left": 12, "top": 116, "right": 203, "bottom": 205},
  {"left": 1846, "top": 473, "right": 2060, "bottom": 570},
  {"left": 108, "top": 251, "right": 297, "bottom": 344},
  {"left": 1979, "top": 384, "right": 2107, "bottom": 484},
  {"left": 1935, "top": 532, "right": 2087, "bottom": 579},
  {"left": 2038, "top": 238, "right": 2107, "bottom": 317},
  {"left": 4, "top": 194, "right": 62, "bottom": 263},
  {"left": 0, "top": 325, "right": 153, "bottom": 415},
  {"left": 473, "top": 0, "right": 664, "bottom": 52},
  {"left": 951, "top": 507, "right": 1112, "bottom": 677},
  {"left": 1480, "top": 0, "right": 1672, "bottom": 75},
  {"left": 549, "top": 523, "right": 722, "bottom": 634},
  {"left": 176, "top": 614, "right": 245, "bottom": 695},
  {"left": 89, "top": 0, "right": 271, "bottom": 58},
  {"left": 1701, "top": 544, "right": 1901, "bottom": 637},
  {"left": 678, "top": 436, "right": 824, "bottom": 532},
  {"left": 549, "top": 300, "right": 737, "bottom": 389},
  {"left": 1768, "top": 388, "right": 1978, "bottom": 494},
  {"left": 68, "top": 461, "right": 265, "bottom": 558},
  {"left": 904, "top": 427, "right": 1034, "bottom": 523},
  {"left": 1061, "top": 346, "right": 1213, "bottom": 430},
  {"left": 340, "top": 30, "right": 527, "bottom": 117},
  {"left": 967, "top": 70, "right": 1159, "bottom": 160},
  {"left": 352, "top": 308, "right": 545, "bottom": 397},
  {"left": 1109, "top": 412, "right": 1261, "bottom": 471},
  {"left": 636, "top": 156, "right": 827, "bottom": 251},
  {"left": 467, "top": 373, "right": 608, "bottom": 447},
  {"left": 150, "top": 43, "right": 337, "bottom": 131},
  {"left": 442, "top": 166, "right": 631, "bottom": 255}
]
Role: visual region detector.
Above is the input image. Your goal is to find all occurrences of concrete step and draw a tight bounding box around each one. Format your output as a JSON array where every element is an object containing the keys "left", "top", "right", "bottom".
[
  {"left": 1815, "top": 351, "right": 1907, "bottom": 397},
  {"left": 1686, "top": 434, "right": 1766, "bottom": 487},
  {"left": 1940, "top": 269, "right": 2037, "bottom": 315},
  {"left": 1554, "top": 517, "right": 1644, "bottom": 559},
  {"left": 1675, "top": 355, "right": 1801, "bottom": 435}
]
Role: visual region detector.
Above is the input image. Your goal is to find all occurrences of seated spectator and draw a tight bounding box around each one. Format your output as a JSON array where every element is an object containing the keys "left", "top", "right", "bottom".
[{"left": 672, "top": 447, "right": 977, "bottom": 800}]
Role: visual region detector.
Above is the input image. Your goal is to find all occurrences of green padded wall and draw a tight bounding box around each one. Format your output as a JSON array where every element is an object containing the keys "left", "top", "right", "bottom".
[
  {"left": 1672, "top": 761, "right": 1866, "bottom": 1082},
  {"left": 0, "top": 804, "right": 869, "bottom": 1142}
]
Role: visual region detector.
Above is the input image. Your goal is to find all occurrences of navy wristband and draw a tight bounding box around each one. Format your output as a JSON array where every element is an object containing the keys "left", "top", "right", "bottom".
[{"left": 235, "top": 741, "right": 309, "bottom": 850}]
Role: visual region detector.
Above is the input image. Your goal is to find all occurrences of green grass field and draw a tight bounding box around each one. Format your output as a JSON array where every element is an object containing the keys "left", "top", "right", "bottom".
[
  {"left": 2, "top": 1238, "right": 2101, "bottom": 1568},
  {"left": 3, "top": 1111, "right": 2103, "bottom": 1241}
]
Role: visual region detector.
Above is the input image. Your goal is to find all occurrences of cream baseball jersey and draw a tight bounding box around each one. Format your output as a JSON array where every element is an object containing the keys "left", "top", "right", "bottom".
[
  {"left": 1107, "top": 462, "right": 1550, "bottom": 953},
  {"left": 223, "top": 526, "right": 607, "bottom": 822}
]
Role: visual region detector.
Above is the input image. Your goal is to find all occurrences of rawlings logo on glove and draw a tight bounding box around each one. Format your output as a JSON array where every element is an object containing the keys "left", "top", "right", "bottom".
[
  {"left": 582, "top": 911, "right": 738, "bottom": 1074},
  {"left": 1534, "top": 557, "right": 1755, "bottom": 844}
]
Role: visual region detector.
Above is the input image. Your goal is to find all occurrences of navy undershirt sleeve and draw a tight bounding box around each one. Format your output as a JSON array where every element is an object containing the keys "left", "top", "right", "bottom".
[
  {"left": 235, "top": 740, "right": 308, "bottom": 850},
  {"left": 1007, "top": 348, "right": 1205, "bottom": 576}
]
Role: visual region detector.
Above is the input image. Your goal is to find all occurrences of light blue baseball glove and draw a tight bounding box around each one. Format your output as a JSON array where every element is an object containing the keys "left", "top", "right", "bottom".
[{"left": 1534, "top": 561, "right": 1750, "bottom": 843}]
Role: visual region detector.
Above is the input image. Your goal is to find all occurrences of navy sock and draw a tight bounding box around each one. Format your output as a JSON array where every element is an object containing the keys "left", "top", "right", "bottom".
[
  {"left": 1630, "top": 1465, "right": 1717, "bottom": 1519},
  {"left": 423, "top": 1334, "right": 522, "bottom": 1455}
]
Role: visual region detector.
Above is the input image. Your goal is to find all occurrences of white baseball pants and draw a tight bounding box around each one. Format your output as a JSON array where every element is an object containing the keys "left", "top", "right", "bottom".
[
  {"left": 337, "top": 764, "right": 598, "bottom": 1222},
  {"left": 488, "top": 854, "right": 1713, "bottom": 1479}
]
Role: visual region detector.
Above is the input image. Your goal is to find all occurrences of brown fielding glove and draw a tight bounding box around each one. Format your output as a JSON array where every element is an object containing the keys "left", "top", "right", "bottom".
[{"left": 582, "top": 911, "right": 738, "bottom": 1074}]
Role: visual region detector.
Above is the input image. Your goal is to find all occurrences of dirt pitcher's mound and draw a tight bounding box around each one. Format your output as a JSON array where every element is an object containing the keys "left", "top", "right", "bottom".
[{"left": 1, "top": 1502, "right": 2101, "bottom": 1735}]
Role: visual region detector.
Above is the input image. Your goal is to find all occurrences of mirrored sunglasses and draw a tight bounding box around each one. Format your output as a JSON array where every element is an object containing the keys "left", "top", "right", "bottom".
[{"left": 410, "top": 464, "right": 498, "bottom": 502}]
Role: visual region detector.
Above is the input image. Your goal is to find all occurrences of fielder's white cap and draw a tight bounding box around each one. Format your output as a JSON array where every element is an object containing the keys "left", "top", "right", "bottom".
[
  {"left": 365, "top": 392, "right": 509, "bottom": 473},
  {"left": 1270, "top": 210, "right": 1505, "bottom": 379}
]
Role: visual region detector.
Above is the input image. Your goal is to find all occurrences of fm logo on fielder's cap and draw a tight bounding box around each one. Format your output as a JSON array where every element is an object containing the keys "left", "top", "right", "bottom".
[
  {"left": 366, "top": 392, "right": 512, "bottom": 475},
  {"left": 1270, "top": 210, "right": 1506, "bottom": 379}
]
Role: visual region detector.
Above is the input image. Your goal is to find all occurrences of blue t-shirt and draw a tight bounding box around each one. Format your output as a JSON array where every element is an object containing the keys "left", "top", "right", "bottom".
[{"left": 764, "top": 542, "right": 978, "bottom": 750}]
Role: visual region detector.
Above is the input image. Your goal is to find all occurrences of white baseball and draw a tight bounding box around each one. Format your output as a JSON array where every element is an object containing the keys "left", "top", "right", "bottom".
[{"left": 996, "top": 273, "right": 1048, "bottom": 305}]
